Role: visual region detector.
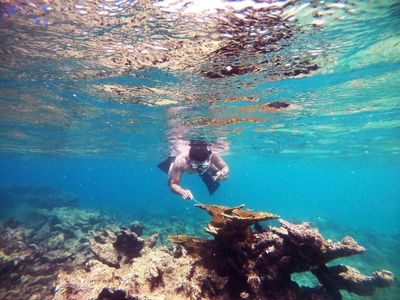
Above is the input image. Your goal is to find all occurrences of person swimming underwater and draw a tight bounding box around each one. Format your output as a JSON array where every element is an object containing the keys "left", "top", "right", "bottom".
[{"left": 160, "top": 140, "right": 229, "bottom": 200}]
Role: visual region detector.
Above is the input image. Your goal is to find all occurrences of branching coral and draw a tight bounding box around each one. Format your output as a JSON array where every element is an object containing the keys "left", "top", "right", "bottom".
[{"left": 169, "top": 204, "right": 395, "bottom": 299}]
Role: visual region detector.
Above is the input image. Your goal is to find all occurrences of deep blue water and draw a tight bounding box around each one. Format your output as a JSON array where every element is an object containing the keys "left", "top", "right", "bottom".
[{"left": 1, "top": 154, "right": 398, "bottom": 235}]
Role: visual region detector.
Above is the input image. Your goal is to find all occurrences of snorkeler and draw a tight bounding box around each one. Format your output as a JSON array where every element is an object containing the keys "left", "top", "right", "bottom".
[{"left": 158, "top": 140, "right": 229, "bottom": 200}]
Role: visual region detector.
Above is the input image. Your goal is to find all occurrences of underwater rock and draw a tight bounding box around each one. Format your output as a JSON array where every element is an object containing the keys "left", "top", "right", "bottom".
[
  {"left": 272, "top": 220, "right": 366, "bottom": 263},
  {"left": 171, "top": 244, "right": 183, "bottom": 258},
  {"left": 91, "top": 227, "right": 145, "bottom": 268},
  {"left": 97, "top": 288, "right": 138, "bottom": 300},
  {"left": 90, "top": 229, "right": 121, "bottom": 268},
  {"left": 0, "top": 206, "right": 115, "bottom": 300},
  {"left": 144, "top": 233, "right": 159, "bottom": 249},
  {"left": 113, "top": 227, "right": 144, "bottom": 260},
  {"left": 0, "top": 221, "right": 54, "bottom": 299},
  {"left": 42, "top": 249, "right": 73, "bottom": 264},
  {"left": 46, "top": 232, "right": 65, "bottom": 250},
  {"left": 55, "top": 244, "right": 226, "bottom": 300},
  {"left": 128, "top": 220, "right": 145, "bottom": 236},
  {"left": 169, "top": 204, "right": 395, "bottom": 299},
  {"left": 313, "top": 265, "right": 395, "bottom": 297},
  {"left": 146, "top": 265, "right": 163, "bottom": 290}
]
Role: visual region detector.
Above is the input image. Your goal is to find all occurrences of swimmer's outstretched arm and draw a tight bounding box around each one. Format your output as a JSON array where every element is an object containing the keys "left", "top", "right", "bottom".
[{"left": 168, "top": 164, "right": 193, "bottom": 200}]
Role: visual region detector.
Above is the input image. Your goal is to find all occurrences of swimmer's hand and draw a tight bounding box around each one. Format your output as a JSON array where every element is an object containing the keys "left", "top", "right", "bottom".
[
  {"left": 181, "top": 189, "right": 194, "bottom": 200},
  {"left": 213, "top": 170, "right": 228, "bottom": 181}
]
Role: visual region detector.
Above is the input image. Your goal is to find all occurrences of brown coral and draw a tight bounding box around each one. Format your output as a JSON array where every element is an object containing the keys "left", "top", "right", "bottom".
[{"left": 169, "top": 204, "right": 395, "bottom": 299}]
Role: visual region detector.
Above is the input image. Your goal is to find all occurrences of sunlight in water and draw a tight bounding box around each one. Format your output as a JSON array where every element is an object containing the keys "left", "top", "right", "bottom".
[{"left": 0, "top": 0, "right": 399, "bottom": 158}]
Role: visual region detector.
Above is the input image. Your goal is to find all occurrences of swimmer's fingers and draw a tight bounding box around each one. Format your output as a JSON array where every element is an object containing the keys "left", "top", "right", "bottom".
[
  {"left": 181, "top": 189, "right": 193, "bottom": 200},
  {"left": 214, "top": 170, "right": 228, "bottom": 181},
  {"left": 219, "top": 173, "right": 228, "bottom": 180}
]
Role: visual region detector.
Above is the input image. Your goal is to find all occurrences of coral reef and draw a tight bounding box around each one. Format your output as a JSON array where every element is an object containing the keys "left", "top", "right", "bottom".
[
  {"left": 90, "top": 226, "right": 145, "bottom": 268},
  {"left": 169, "top": 204, "right": 395, "bottom": 299},
  {"left": 0, "top": 218, "right": 57, "bottom": 299},
  {"left": 53, "top": 204, "right": 395, "bottom": 300},
  {"left": 0, "top": 206, "right": 113, "bottom": 299},
  {"left": 0, "top": 191, "right": 395, "bottom": 300},
  {"left": 55, "top": 242, "right": 224, "bottom": 299}
]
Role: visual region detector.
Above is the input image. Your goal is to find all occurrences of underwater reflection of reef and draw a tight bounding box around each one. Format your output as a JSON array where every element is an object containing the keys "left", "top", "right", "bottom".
[
  {"left": 184, "top": 117, "right": 264, "bottom": 127},
  {"left": 0, "top": 0, "right": 343, "bottom": 83},
  {"left": 237, "top": 100, "right": 298, "bottom": 114},
  {"left": 93, "top": 84, "right": 179, "bottom": 107}
]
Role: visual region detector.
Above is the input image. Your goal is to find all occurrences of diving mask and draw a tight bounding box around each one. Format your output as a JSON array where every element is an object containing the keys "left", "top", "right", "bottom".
[{"left": 190, "top": 154, "right": 212, "bottom": 174}]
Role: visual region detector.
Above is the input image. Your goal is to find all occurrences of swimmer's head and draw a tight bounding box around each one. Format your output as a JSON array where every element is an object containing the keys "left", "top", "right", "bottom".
[{"left": 189, "top": 140, "right": 211, "bottom": 161}]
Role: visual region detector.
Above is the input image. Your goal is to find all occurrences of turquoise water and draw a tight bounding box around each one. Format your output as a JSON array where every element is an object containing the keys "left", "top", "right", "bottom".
[
  {"left": 1, "top": 155, "right": 399, "bottom": 234},
  {"left": 0, "top": 0, "right": 399, "bottom": 299}
]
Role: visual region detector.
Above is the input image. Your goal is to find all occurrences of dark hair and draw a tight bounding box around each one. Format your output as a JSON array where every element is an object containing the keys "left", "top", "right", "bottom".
[{"left": 189, "top": 140, "right": 211, "bottom": 162}]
